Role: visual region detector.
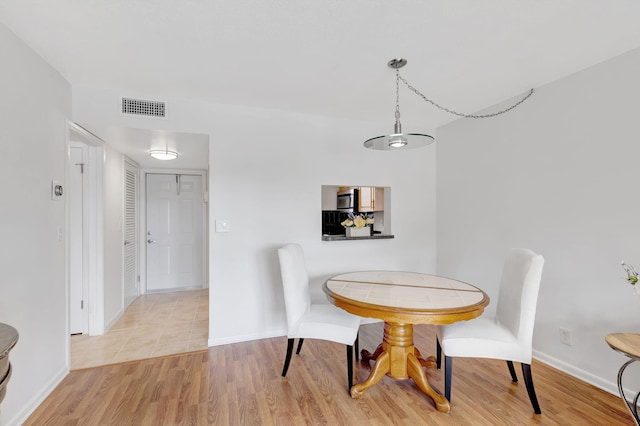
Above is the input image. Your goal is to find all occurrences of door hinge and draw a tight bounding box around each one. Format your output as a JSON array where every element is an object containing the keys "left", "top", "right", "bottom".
[{"left": 80, "top": 300, "right": 84, "bottom": 309}]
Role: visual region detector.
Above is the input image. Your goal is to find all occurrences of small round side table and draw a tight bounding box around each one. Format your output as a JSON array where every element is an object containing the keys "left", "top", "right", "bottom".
[
  {"left": 0, "top": 323, "right": 18, "bottom": 405},
  {"left": 606, "top": 333, "right": 640, "bottom": 425}
]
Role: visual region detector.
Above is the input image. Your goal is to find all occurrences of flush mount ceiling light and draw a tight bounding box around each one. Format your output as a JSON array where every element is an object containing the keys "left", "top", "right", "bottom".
[
  {"left": 149, "top": 148, "right": 178, "bottom": 160},
  {"left": 364, "top": 58, "right": 535, "bottom": 151}
]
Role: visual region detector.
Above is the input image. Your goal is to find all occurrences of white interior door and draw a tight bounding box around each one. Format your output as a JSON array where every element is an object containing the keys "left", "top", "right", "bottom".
[
  {"left": 123, "top": 160, "right": 139, "bottom": 307},
  {"left": 69, "top": 144, "right": 87, "bottom": 334},
  {"left": 146, "top": 173, "right": 204, "bottom": 291}
]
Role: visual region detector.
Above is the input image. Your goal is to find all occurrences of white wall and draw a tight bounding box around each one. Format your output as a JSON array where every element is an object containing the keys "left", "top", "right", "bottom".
[
  {"left": 72, "top": 86, "right": 437, "bottom": 345},
  {"left": 0, "top": 24, "right": 71, "bottom": 425},
  {"left": 103, "top": 145, "right": 125, "bottom": 328},
  {"left": 437, "top": 48, "right": 640, "bottom": 394}
]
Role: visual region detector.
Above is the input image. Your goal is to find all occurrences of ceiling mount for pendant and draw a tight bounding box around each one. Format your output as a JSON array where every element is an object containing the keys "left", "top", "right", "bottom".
[{"left": 387, "top": 58, "right": 407, "bottom": 69}]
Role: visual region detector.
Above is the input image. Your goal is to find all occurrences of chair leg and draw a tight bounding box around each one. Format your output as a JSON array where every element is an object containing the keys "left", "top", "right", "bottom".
[
  {"left": 436, "top": 338, "right": 442, "bottom": 369},
  {"left": 282, "top": 338, "right": 295, "bottom": 377},
  {"left": 346, "top": 345, "right": 354, "bottom": 391},
  {"left": 355, "top": 332, "right": 360, "bottom": 361},
  {"left": 521, "top": 363, "right": 542, "bottom": 414},
  {"left": 444, "top": 355, "right": 453, "bottom": 402},
  {"left": 507, "top": 360, "right": 518, "bottom": 382},
  {"left": 295, "top": 338, "right": 304, "bottom": 354}
]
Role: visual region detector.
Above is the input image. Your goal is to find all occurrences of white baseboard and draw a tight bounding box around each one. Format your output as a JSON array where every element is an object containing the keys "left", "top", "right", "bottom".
[
  {"left": 209, "top": 328, "right": 286, "bottom": 347},
  {"left": 8, "top": 365, "right": 68, "bottom": 426},
  {"left": 533, "top": 349, "right": 621, "bottom": 396},
  {"left": 103, "top": 308, "right": 124, "bottom": 334}
]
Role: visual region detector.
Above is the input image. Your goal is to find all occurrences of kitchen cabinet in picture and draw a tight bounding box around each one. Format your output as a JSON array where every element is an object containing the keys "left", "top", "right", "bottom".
[{"left": 358, "top": 187, "right": 385, "bottom": 213}]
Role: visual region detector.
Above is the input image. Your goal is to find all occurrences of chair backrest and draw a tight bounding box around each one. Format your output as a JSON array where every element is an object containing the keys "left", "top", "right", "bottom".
[
  {"left": 277, "top": 244, "right": 312, "bottom": 333},
  {"left": 495, "top": 248, "right": 544, "bottom": 347}
]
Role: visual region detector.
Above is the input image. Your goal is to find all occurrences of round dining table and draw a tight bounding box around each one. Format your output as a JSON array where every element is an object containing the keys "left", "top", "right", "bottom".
[{"left": 323, "top": 270, "right": 489, "bottom": 413}]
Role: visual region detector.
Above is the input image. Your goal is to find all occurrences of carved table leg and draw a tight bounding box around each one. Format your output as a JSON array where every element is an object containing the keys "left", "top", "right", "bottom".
[
  {"left": 414, "top": 348, "right": 437, "bottom": 369},
  {"left": 407, "top": 352, "right": 450, "bottom": 412},
  {"left": 361, "top": 344, "right": 384, "bottom": 362},
  {"left": 350, "top": 351, "right": 390, "bottom": 399}
]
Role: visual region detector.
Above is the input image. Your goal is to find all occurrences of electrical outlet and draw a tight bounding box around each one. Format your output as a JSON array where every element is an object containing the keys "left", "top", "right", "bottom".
[{"left": 560, "top": 328, "right": 573, "bottom": 346}]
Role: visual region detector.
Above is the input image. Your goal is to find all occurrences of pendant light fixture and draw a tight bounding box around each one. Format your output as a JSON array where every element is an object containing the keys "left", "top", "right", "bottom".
[
  {"left": 364, "top": 59, "right": 433, "bottom": 150},
  {"left": 364, "top": 58, "right": 534, "bottom": 151}
]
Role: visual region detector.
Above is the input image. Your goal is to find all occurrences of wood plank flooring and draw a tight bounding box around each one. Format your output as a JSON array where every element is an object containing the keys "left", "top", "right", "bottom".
[{"left": 26, "top": 322, "right": 632, "bottom": 425}]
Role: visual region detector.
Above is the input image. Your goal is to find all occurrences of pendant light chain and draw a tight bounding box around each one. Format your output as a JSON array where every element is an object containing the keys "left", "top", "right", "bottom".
[{"left": 397, "top": 72, "right": 534, "bottom": 119}]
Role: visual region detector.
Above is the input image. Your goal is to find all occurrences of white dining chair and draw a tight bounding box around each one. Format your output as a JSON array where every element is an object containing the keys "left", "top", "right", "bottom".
[
  {"left": 435, "top": 248, "right": 545, "bottom": 414},
  {"left": 277, "top": 243, "right": 361, "bottom": 391}
]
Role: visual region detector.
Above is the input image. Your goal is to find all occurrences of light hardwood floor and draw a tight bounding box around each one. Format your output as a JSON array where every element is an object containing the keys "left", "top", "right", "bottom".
[
  {"left": 29, "top": 321, "right": 631, "bottom": 425},
  {"left": 71, "top": 289, "right": 209, "bottom": 370}
]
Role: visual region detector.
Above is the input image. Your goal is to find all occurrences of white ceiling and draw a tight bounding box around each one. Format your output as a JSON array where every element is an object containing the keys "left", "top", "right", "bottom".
[
  {"left": 79, "top": 125, "right": 209, "bottom": 170},
  {"left": 3, "top": 1, "right": 640, "bottom": 165}
]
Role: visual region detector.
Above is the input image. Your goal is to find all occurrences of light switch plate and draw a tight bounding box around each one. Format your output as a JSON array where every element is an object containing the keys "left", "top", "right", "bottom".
[{"left": 215, "top": 219, "right": 230, "bottom": 233}]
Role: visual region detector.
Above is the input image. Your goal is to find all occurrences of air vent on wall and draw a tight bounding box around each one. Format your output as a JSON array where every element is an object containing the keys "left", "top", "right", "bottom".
[{"left": 121, "top": 97, "right": 166, "bottom": 118}]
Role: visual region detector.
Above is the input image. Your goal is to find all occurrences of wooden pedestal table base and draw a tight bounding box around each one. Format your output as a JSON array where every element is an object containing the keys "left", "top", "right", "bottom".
[
  {"left": 323, "top": 271, "right": 489, "bottom": 413},
  {"left": 354, "top": 322, "right": 449, "bottom": 412}
]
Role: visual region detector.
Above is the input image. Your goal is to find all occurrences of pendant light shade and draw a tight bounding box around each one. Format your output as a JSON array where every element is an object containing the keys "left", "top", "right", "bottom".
[
  {"left": 364, "top": 133, "right": 434, "bottom": 150},
  {"left": 363, "top": 121, "right": 434, "bottom": 150}
]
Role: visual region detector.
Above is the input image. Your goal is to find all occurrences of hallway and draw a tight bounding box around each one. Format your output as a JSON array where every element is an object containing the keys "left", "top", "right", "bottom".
[{"left": 71, "top": 289, "right": 208, "bottom": 370}]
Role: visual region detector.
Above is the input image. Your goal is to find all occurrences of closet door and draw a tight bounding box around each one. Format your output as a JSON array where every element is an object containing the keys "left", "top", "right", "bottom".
[{"left": 123, "top": 160, "right": 139, "bottom": 307}]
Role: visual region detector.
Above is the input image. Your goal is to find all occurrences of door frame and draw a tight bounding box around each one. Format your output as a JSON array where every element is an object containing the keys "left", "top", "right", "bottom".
[
  {"left": 68, "top": 142, "right": 89, "bottom": 335},
  {"left": 140, "top": 168, "right": 209, "bottom": 294},
  {"left": 67, "top": 122, "right": 106, "bottom": 336}
]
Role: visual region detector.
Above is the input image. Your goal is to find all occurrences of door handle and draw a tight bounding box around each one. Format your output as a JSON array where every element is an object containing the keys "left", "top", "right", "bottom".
[
  {"left": 147, "top": 239, "right": 156, "bottom": 244},
  {"left": 124, "top": 240, "right": 130, "bottom": 246}
]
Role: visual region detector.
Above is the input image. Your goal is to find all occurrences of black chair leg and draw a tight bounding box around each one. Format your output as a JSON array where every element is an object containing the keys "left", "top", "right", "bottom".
[
  {"left": 355, "top": 332, "right": 360, "bottom": 361},
  {"left": 521, "top": 363, "right": 542, "bottom": 414},
  {"left": 436, "top": 338, "right": 442, "bottom": 369},
  {"left": 347, "top": 345, "right": 354, "bottom": 391},
  {"left": 282, "top": 338, "right": 295, "bottom": 377},
  {"left": 295, "top": 338, "right": 304, "bottom": 354},
  {"left": 507, "top": 360, "right": 518, "bottom": 382},
  {"left": 444, "top": 355, "right": 453, "bottom": 402}
]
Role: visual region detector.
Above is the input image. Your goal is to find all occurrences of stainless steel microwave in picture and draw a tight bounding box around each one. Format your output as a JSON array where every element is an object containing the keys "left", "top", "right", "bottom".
[{"left": 337, "top": 188, "right": 358, "bottom": 212}]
